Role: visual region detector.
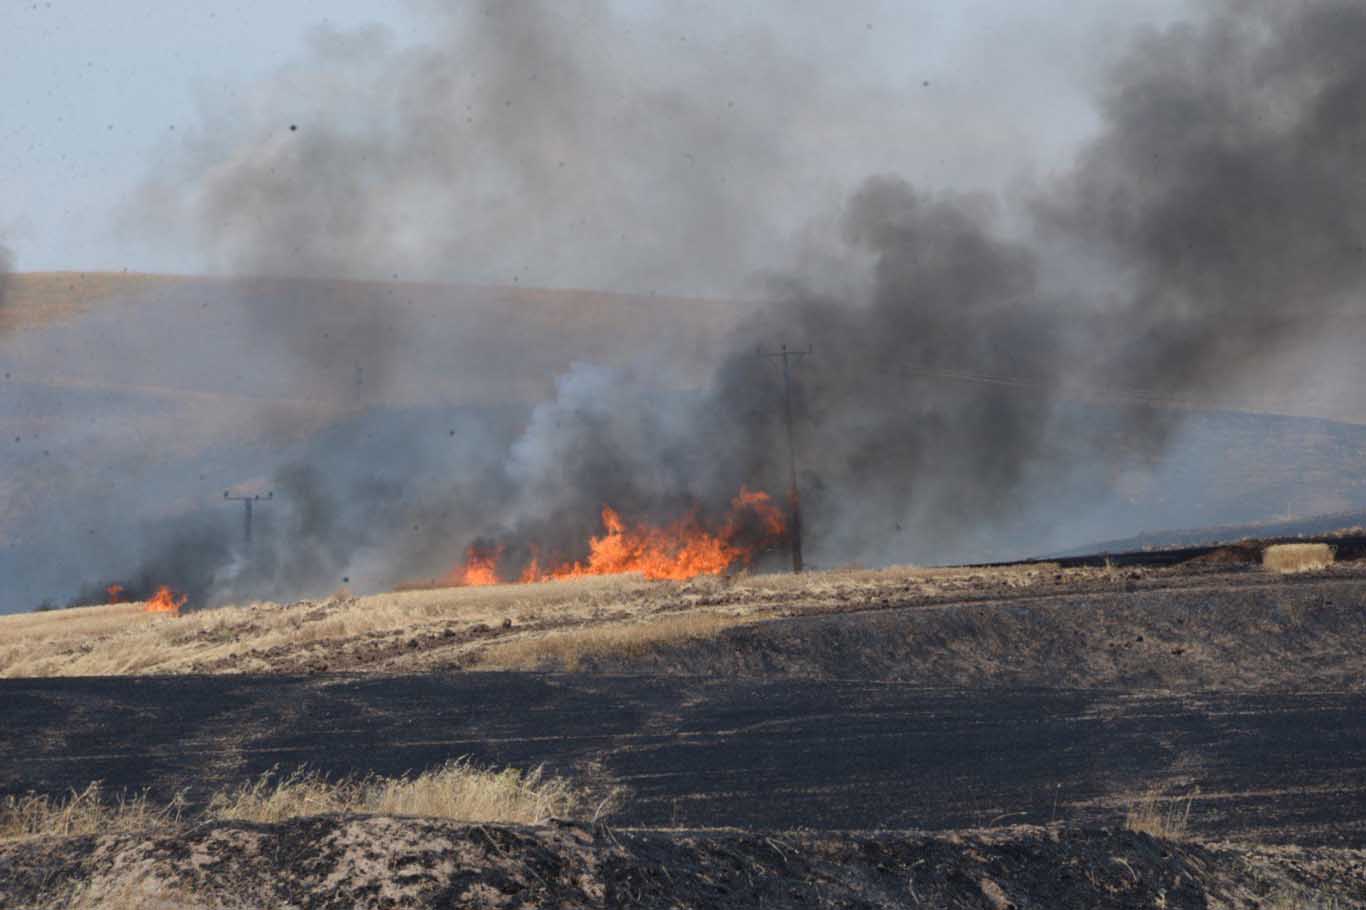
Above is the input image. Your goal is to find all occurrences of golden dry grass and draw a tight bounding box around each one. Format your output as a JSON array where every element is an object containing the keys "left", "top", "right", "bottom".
[
  {"left": 479, "top": 611, "right": 757, "bottom": 671},
  {"left": 0, "top": 575, "right": 662, "bottom": 677},
  {"left": 1123, "top": 789, "right": 1197, "bottom": 840},
  {"left": 1262, "top": 543, "right": 1335, "bottom": 574},
  {"left": 0, "top": 562, "right": 1093, "bottom": 679},
  {"left": 1, "top": 783, "right": 184, "bottom": 842},
  {"left": 1, "top": 761, "right": 586, "bottom": 846},
  {"left": 209, "top": 761, "right": 582, "bottom": 826}
]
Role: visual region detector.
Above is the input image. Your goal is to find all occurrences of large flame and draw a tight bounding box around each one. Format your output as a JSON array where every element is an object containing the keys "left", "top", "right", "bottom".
[
  {"left": 144, "top": 585, "right": 187, "bottom": 615},
  {"left": 442, "top": 487, "right": 787, "bottom": 586}
]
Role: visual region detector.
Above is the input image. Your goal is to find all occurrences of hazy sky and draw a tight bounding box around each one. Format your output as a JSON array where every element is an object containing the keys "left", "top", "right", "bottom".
[{"left": 3, "top": 1, "right": 1191, "bottom": 282}]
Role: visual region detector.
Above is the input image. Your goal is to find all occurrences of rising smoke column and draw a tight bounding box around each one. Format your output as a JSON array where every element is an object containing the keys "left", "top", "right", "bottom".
[
  {"left": 101, "top": 0, "right": 1366, "bottom": 603},
  {"left": 690, "top": 0, "right": 1366, "bottom": 564}
]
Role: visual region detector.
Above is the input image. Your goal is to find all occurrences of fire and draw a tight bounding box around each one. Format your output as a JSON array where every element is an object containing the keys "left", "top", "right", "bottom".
[
  {"left": 144, "top": 585, "right": 187, "bottom": 615},
  {"left": 438, "top": 487, "right": 787, "bottom": 587},
  {"left": 448, "top": 545, "right": 502, "bottom": 587},
  {"left": 105, "top": 583, "right": 126, "bottom": 603}
]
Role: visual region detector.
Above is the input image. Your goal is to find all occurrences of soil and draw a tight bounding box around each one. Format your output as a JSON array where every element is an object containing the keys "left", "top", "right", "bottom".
[
  {"left": 4, "top": 674, "right": 1364, "bottom": 846},
  {"left": 3, "top": 817, "right": 1364, "bottom": 910},
  {"left": 5, "top": 557, "right": 1365, "bottom": 904}
]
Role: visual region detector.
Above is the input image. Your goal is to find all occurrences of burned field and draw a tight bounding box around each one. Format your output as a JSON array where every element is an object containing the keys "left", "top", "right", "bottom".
[
  {"left": 3, "top": 668, "right": 1365, "bottom": 844},
  {"left": 3, "top": 555, "right": 1366, "bottom": 907},
  {"left": 5, "top": 818, "right": 1366, "bottom": 910}
]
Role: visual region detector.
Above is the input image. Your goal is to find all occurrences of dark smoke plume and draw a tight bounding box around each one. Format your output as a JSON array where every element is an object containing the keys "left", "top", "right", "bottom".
[
  {"left": 475, "top": 0, "right": 1366, "bottom": 567},
  {"left": 59, "top": 0, "right": 1366, "bottom": 608}
]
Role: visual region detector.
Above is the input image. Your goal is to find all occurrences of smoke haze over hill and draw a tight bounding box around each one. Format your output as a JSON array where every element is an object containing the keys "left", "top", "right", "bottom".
[{"left": 5, "top": 1, "right": 1366, "bottom": 611}]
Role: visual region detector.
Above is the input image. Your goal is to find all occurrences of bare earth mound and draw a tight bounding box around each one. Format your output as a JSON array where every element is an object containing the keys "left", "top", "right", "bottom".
[{"left": 3, "top": 817, "right": 1363, "bottom": 910}]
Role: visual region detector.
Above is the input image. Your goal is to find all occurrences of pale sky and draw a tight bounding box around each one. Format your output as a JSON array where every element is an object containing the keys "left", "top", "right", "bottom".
[{"left": 2, "top": 1, "right": 1191, "bottom": 281}]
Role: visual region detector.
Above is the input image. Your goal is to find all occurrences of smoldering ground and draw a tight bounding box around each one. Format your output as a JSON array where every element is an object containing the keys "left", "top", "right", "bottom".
[{"left": 13, "top": 1, "right": 1366, "bottom": 610}]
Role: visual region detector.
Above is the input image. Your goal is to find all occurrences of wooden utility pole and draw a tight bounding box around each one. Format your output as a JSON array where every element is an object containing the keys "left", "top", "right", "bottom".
[
  {"left": 759, "top": 344, "right": 811, "bottom": 573},
  {"left": 223, "top": 490, "right": 274, "bottom": 546}
]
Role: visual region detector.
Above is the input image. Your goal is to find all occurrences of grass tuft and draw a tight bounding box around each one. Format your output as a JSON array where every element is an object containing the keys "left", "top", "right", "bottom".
[
  {"left": 1, "top": 783, "right": 184, "bottom": 842},
  {"left": 210, "top": 760, "right": 581, "bottom": 826},
  {"left": 1, "top": 760, "right": 589, "bottom": 844},
  {"left": 1123, "top": 788, "right": 1197, "bottom": 840}
]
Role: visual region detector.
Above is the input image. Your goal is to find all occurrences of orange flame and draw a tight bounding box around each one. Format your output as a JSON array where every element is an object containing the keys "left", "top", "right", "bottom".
[
  {"left": 144, "top": 586, "right": 187, "bottom": 615},
  {"left": 447, "top": 545, "right": 502, "bottom": 587},
  {"left": 105, "top": 583, "right": 126, "bottom": 603},
  {"left": 411, "top": 487, "right": 788, "bottom": 592},
  {"left": 528, "top": 487, "right": 786, "bottom": 583}
]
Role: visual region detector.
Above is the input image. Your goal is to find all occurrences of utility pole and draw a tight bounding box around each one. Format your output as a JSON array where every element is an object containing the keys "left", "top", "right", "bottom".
[
  {"left": 223, "top": 490, "right": 273, "bottom": 546},
  {"left": 759, "top": 344, "right": 811, "bottom": 573}
]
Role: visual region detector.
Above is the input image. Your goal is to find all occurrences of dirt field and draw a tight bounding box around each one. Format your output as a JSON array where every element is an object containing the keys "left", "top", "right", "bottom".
[
  {"left": 4, "top": 817, "right": 1363, "bottom": 910},
  {"left": 4, "top": 672, "right": 1364, "bottom": 846},
  {"left": 3, "top": 556, "right": 1365, "bottom": 906}
]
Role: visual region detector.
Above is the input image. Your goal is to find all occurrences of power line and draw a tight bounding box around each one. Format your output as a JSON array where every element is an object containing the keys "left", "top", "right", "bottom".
[{"left": 223, "top": 490, "right": 274, "bottom": 546}]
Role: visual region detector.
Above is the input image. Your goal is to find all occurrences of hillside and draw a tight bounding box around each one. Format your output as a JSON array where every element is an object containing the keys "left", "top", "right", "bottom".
[{"left": 5, "top": 555, "right": 1364, "bottom": 690}]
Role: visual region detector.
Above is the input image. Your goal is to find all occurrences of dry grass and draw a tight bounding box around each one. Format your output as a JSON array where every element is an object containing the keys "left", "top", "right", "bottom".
[
  {"left": 210, "top": 761, "right": 582, "bottom": 826},
  {"left": 1263, "top": 543, "right": 1335, "bottom": 574},
  {"left": 0, "top": 562, "right": 1098, "bottom": 679},
  {"left": 478, "top": 612, "right": 756, "bottom": 671},
  {"left": 1123, "top": 789, "right": 1198, "bottom": 840},
  {"left": 1, "top": 783, "right": 184, "bottom": 842},
  {"left": 0, "top": 575, "right": 664, "bottom": 678},
  {"left": 2, "top": 761, "right": 588, "bottom": 846}
]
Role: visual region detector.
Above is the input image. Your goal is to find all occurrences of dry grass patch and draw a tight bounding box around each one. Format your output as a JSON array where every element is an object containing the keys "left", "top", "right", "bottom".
[
  {"left": 478, "top": 611, "right": 754, "bottom": 671},
  {"left": 1263, "top": 543, "right": 1334, "bottom": 574},
  {"left": 0, "top": 561, "right": 1099, "bottom": 678},
  {"left": 1123, "top": 789, "right": 1197, "bottom": 840},
  {"left": 1, "top": 783, "right": 184, "bottom": 842},
  {"left": 2, "top": 761, "right": 590, "bottom": 846},
  {"left": 0, "top": 575, "right": 666, "bottom": 678},
  {"left": 211, "top": 761, "right": 583, "bottom": 826}
]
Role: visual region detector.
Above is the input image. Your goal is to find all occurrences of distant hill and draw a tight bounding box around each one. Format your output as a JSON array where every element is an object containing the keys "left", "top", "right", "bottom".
[
  {"left": 0, "top": 272, "right": 752, "bottom": 415},
  {"left": 0, "top": 272, "right": 198, "bottom": 333}
]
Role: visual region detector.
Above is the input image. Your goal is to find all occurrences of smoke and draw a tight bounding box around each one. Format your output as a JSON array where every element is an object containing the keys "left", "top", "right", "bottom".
[
  {"left": 697, "top": 0, "right": 1366, "bottom": 562},
  {"left": 35, "top": 0, "right": 1366, "bottom": 609},
  {"left": 483, "top": 0, "right": 1366, "bottom": 567}
]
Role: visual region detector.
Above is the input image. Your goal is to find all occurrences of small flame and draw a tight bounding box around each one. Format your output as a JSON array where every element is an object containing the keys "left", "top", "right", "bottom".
[
  {"left": 144, "top": 586, "right": 187, "bottom": 615},
  {"left": 518, "top": 548, "right": 545, "bottom": 584},
  {"left": 448, "top": 545, "right": 502, "bottom": 586},
  {"left": 105, "top": 583, "right": 126, "bottom": 603}
]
